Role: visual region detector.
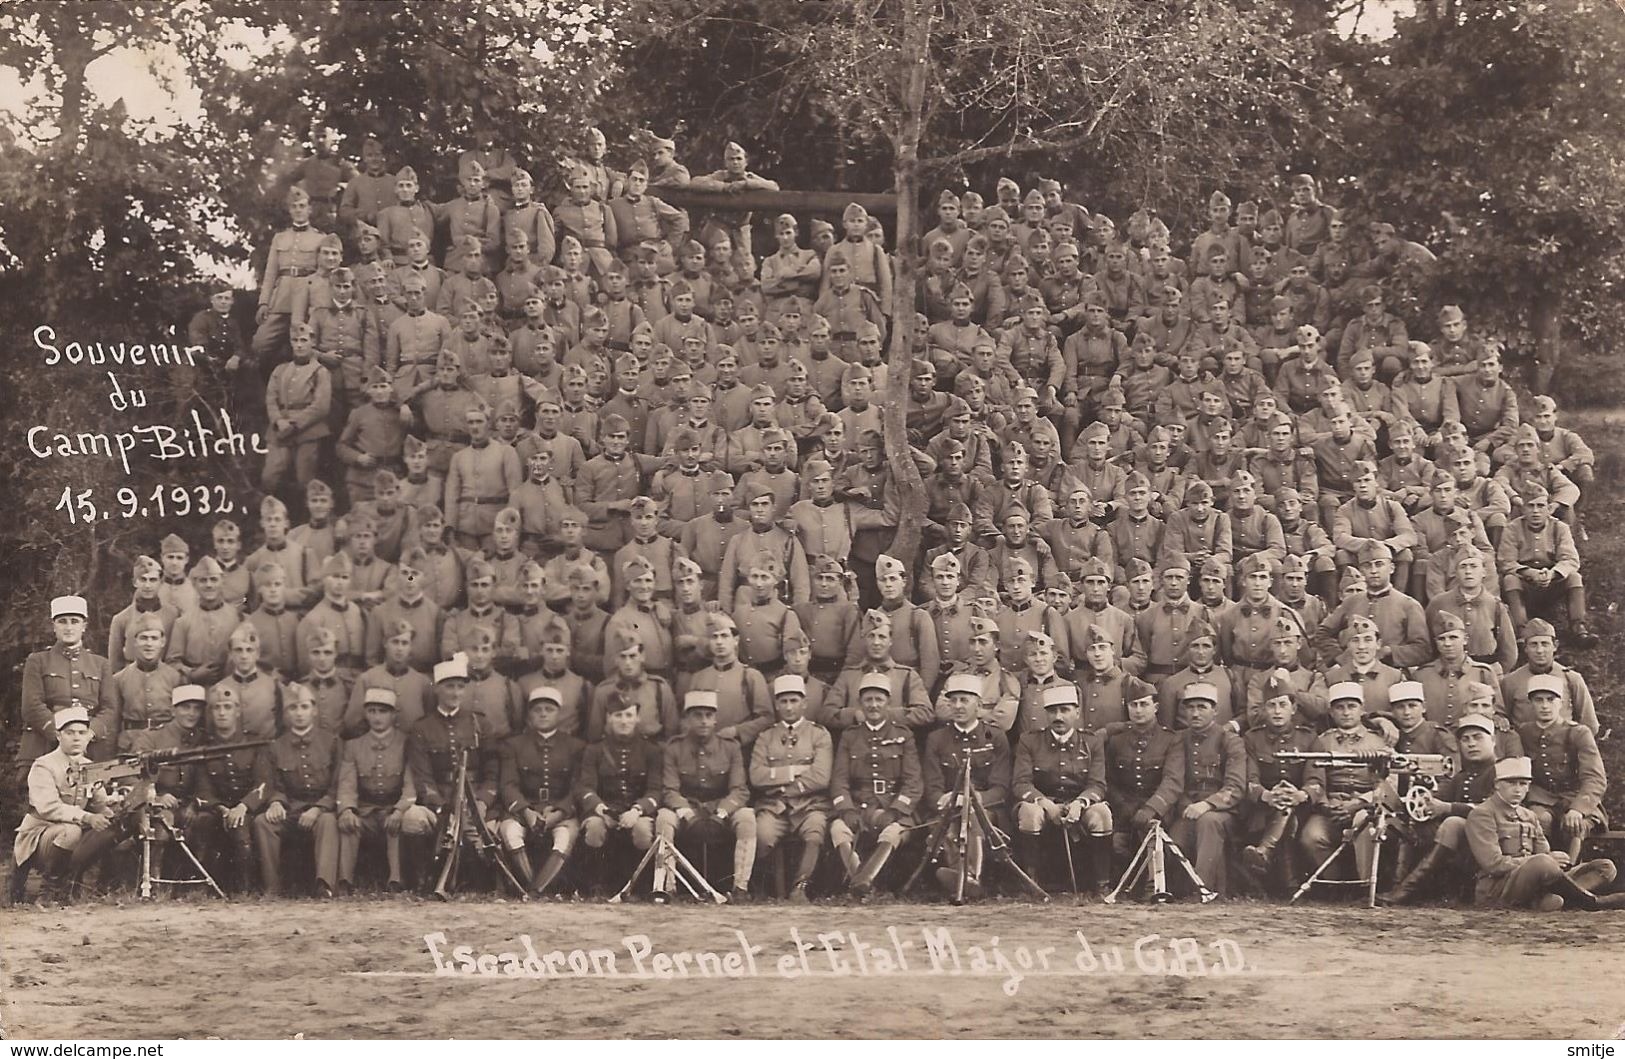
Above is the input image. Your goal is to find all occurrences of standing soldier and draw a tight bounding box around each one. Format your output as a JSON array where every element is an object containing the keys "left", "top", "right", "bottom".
[
  {"left": 1012, "top": 684, "right": 1115, "bottom": 894},
  {"left": 108, "top": 613, "right": 182, "bottom": 752},
  {"left": 337, "top": 687, "right": 430, "bottom": 893},
  {"left": 18, "top": 595, "right": 113, "bottom": 780},
  {"left": 497, "top": 685, "right": 586, "bottom": 895},
  {"left": 657, "top": 690, "right": 757, "bottom": 901},
  {"left": 251, "top": 682, "right": 342, "bottom": 897},
  {"left": 921, "top": 674, "right": 1012, "bottom": 900},
  {"left": 828, "top": 672, "right": 922, "bottom": 896},
  {"left": 748, "top": 675, "right": 834, "bottom": 902},
  {"left": 10, "top": 703, "right": 117, "bottom": 904},
  {"left": 252, "top": 187, "right": 327, "bottom": 371},
  {"left": 167, "top": 558, "right": 242, "bottom": 686}
]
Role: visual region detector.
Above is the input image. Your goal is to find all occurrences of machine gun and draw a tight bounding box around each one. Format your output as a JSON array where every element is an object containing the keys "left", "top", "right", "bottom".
[
  {"left": 74, "top": 740, "right": 271, "bottom": 802},
  {"left": 1275, "top": 751, "right": 1454, "bottom": 823}
]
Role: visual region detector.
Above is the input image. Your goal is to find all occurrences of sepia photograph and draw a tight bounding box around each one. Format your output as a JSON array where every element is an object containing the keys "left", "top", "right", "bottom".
[{"left": 1, "top": 0, "right": 1624, "bottom": 1043}]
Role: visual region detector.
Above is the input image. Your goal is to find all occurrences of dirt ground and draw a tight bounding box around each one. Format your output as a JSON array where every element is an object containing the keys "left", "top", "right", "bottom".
[{"left": 3, "top": 893, "right": 1624, "bottom": 1039}]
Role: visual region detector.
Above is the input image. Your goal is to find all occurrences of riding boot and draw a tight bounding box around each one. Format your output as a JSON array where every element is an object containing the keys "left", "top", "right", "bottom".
[
  {"left": 508, "top": 848, "right": 536, "bottom": 892},
  {"left": 836, "top": 841, "right": 861, "bottom": 881},
  {"left": 36, "top": 843, "right": 72, "bottom": 905},
  {"left": 792, "top": 838, "right": 820, "bottom": 891},
  {"left": 1013, "top": 831, "right": 1041, "bottom": 878},
  {"left": 1088, "top": 835, "right": 1115, "bottom": 891},
  {"left": 1549, "top": 873, "right": 1604, "bottom": 911},
  {"left": 851, "top": 840, "right": 895, "bottom": 896},
  {"left": 531, "top": 850, "right": 568, "bottom": 895},
  {"left": 1242, "top": 812, "right": 1290, "bottom": 877},
  {"left": 8, "top": 856, "right": 33, "bottom": 904},
  {"left": 1377, "top": 844, "right": 1455, "bottom": 906}
]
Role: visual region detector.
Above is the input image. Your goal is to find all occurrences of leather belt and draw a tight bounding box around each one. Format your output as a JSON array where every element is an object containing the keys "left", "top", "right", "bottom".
[
  {"left": 872, "top": 779, "right": 892, "bottom": 795},
  {"left": 467, "top": 494, "right": 509, "bottom": 505},
  {"left": 279, "top": 267, "right": 317, "bottom": 278}
]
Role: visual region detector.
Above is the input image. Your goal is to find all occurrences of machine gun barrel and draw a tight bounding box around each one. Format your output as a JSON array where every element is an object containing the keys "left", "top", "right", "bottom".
[
  {"left": 1275, "top": 750, "right": 1454, "bottom": 776},
  {"left": 77, "top": 740, "right": 272, "bottom": 788}
]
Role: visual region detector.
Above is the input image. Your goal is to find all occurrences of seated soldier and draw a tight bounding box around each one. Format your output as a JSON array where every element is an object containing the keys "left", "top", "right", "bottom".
[
  {"left": 921, "top": 674, "right": 1013, "bottom": 900},
  {"left": 1240, "top": 672, "right": 1318, "bottom": 889},
  {"left": 657, "top": 690, "right": 757, "bottom": 901},
  {"left": 123, "top": 684, "right": 210, "bottom": 883},
  {"left": 1464, "top": 757, "right": 1623, "bottom": 911},
  {"left": 1518, "top": 674, "right": 1607, "bottom": 862},
  {"left": 337, "top": 687, "right": 433, "bottom": 893},
  {"left": 497, "top": 685, "right": 585, "bottom": 895},
  {"left": 749, "top": 675, "right": 834, "bottom": 902},
  {"left": 576, "top": 692, "right": 662, "bottom": 872},
  {"left": 1497, "top": 483, "right": 1596, "bottom": 647},
  {"left": 251, "top": 682, "right": 342, "bottom": 897},
  {"left": 1166, "top": 682, "right": 1248, "bottom": 896},
  {"left": 1503, "top": 618, "right": 1598, "bottom": 732},
  {"left": 829, "top": 673, "right": 923, "bottom": 896},
  {"left": 1379, "top": 712, "right": 1501, "bottom": 905},
  {"left": 1102, "top": 677, "right": 1185, "bottom": 864},
  {"left": 11, "top": 704, "right": 119, "bottom": 905},
  {"left": 1296, "top": 682, "right": 1389, "bottom": 895},
  {"left": 1012, "top": 684, "right": 1115, "bottom": 894}
]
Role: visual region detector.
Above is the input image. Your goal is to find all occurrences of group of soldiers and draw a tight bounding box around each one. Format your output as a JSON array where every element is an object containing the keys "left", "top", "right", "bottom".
[{"left": 11, "top": 127, "right": 1619, "bottom": 913}]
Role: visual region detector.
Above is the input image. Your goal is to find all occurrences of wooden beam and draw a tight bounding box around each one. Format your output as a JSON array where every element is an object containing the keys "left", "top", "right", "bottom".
[{"left": 654, "top": 187, "right": 898, "bottom": 216}]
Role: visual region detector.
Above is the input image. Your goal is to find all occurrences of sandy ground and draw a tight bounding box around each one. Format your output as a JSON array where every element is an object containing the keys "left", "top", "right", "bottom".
[{"left": 3, "top": 894, "right": 1624, "bottom": 1039}]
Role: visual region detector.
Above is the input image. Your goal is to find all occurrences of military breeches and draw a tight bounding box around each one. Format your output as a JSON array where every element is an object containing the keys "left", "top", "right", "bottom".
[
  {"left": 754, "top": 807, "right": 828, "bottom": 852},
  {"left": 497, "top": 807, "right": 580, "bottom": 853},
  {"left": 829, "top": 805, "right": 912, "bottom": 850},
  {"left": 252, "top": 807, "right": 339, "bottom": 892},
  {"left": 262, "top": 438, "right": 322, "bottom": 493},
  {"left": 1298, "top": 807, "right": 1375, "bottom": 881},
  {"left": 1168, "top": 809, "right": 1240, "bottom": 894},
  {"left": 1017, "top": 799, "right": 1113, "bottom": 837},
  {"left": 583, "top": 811, "right": 655, "bottom": 850}
]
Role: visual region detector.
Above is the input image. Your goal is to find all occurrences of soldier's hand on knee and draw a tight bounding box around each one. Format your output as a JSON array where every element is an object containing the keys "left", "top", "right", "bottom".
[
  {"left": 86, "top": 810, "right": 113, "bottom": 833},
  {"left": 1563, "top": 809, "right": 1585, "bottom": 833},
  {"left": 265, "top": 802, "right": 287, "bottom": 826},
  {"left": 338, "top": 808, "right": 360, "bottom": 834},
  {"left": 155, "top": 793, "right": 179, "bottom": 810},
  {"left": 523, "top": 807, "right": 542, "bottom": 830},
  {"left": 298, "top": 807, "right": 323, "bottom": 831},
  {"left": 618, "top": 809, "right": 641, "bottom": 829},
  {"left": 384, "top": 810, "right": 403, "bottom": 836},
  {"left": 937, "top": 793, "right": 954, "bottom": 811},
  {"left": 225, "top": 805, "right": 249, "bottom": 829},
  {"left": 676, "top": 807, "right": 696, "bottom": 823},
  {"left": 1183, "top": 800, "right": 1211, "bottom": 821},
  {"left": 1132, "top": 807, "right": 1156, "bottom": 829}
]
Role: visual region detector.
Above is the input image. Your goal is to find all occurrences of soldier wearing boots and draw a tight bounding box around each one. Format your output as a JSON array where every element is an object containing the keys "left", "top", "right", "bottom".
[
  {"left": 11, "top": 704, "right": 117, "bottom": 905},
  {"left": 407, "top": 655, "right": 496, "bottom": 882},
  {"left": 337, "top": 688, "right": 430, "bottom": 893},
  {"left": 1240, "top": 672, "right": 1317, "bottom": 887},
  {"left": 829, "top": 673, "right": 922, "bottom": 896},
  {"left": 1465, "top": 757, "right": 1624, "bottom": 911},
  {"left": 1012, "top": 684, "right": 1114, "bottom": 894},
  {"left": 497, "top": 685, "right": 586, "bottom": 895},
  {"left": 921, "top": 674, "right": 1012, "bottom": 900},
  {"left": 1167, "top": 683, "right": 1248, "bottom": 895},
  {"left": 657, "top": 690, "right": 757, "bottom": 901},
  {"left": 124, "top": 685, "right": 210, "bottom": 881},
  {"left": 1518, "top": 674, "right": 1607, "bottom": 862},
  {"left": 1104, "top": 679, "right": 1185, "bottom": 862},
  {"left": 749, "top": 675, "right": 834, "bottom": 902},
  {"left": 1296, "top": 682, "right": 1388, "bottom": 892},
  {"left": 193, "top": 685, "right": 268, "bottom": 892},
  {"left": 250, "top": 682, "right": 342, "bottom": 897},
  {"left": 576, "top": 693, "right": 662, "bottom": 861},
  {"left": 1380, "top": 712, "right": 1501, "bottom": 905}
]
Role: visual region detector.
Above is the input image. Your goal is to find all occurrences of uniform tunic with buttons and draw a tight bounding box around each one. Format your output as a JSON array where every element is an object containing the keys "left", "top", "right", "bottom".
[
  {"left": 831, "top": 719, "right": 922, "bottom": 825},
  {"left": 217, "top": 668, "right": 283, "bottom": 741},
  {"left": 822, "top": 662, "right": 935, "bottom": 730},
  {"left": 296, "top": 599, "right": 366, "bottom": 677},
  {"left": 685, "top": 663, "right": 774, "bottom": 745},
  {"left": 1303, "top": 726, "right": 1389, "bottom": 797},
  {"left": 750, "top": 720, "right": 834, "bottom": 817},
  {"left": 109, "top": 660, "right": 182, "bottom": 752},
  {"left": 167, "top": 602, "right": 243, "bottom": 682},
  {"left": 1504, "top": 664, "right": 1597, "bottom": 732},
  {"left": 304, "top": 672, "right": 352, "bottom": 733},
  {"left": 1178, "top": 725, "right": 1248, "bottom": 812},
  {"left": 1518, "top": 720, "right": 1607, "bottom": 823},
  {"left": 258, "top": 228, "right": 326, "bottom": 314},
  {"left": 407, "top": 709, "right": 494, "bottom": 809},
  {"left": 1014, "top": 728, "right": 1106, "bottom": 804},
  {"left": 662, "top": 734, "right": 749, "bottom": 815},
  {"left": 922, "top": 722, "right": 1011, "bottom": 810},
  {"left": 259, "top": 726, "right": 342, "bottom": 812},
  {"left": 1244, "top": 725, "right": 1317, "bottom": 798},
  {"left": 586, "top": 675, "right": 678, "bottom": 743},
  {"left": 338, "top": 728, "right": 416, "bottom": 813},
  {"left": 1104, "top": 721, "right": 1186, "bottom": 822},
  {"left": 344, "top": 665, "right": 432, "bottom": 737},
  {"left": 843, "top": 600, "right": 939, "bottom": 689},
  {"left": 1466, "top": 792, "right": 1551, "bottom": 902},
  {"left": 107, "top": 600, "right": 180, "bottom": 667},
  {"left": 196, "top": 743, "right": 269, "bottom": 810},
  {"left": 499, "top": 728, "right": 585, "bottom": 817},
  {"left": 13, "top": 747, "right": 109, "bottom": 865},
  {"left": 576, "top": 734, "right": 662, "bottom": 816},
  {"left": 604, "top": 602, "right": 677, "bottom": 675}
]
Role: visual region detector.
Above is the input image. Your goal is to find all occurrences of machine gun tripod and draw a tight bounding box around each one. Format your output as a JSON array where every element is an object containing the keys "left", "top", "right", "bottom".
[
  {"left": 1275, "top": 750, "right": 1455, "bottom": 908},
  {"left": 77, "top": 740, "right": 270, "bottom": 900},
  {"left": 904, "top": 757, "right": 1048, "bottom": 905},
  {"left": 1104, "top": 819, "right": 1217, "bottom": 904}
]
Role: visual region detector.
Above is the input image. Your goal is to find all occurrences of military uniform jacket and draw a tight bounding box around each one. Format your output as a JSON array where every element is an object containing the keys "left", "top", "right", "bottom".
[
  {"left": 14, "top": 747, "right": 109, "bottom": 866},
  {"left": 407, "top": 709, "right": 492, "bottom": 809},
  {"left": 576, "top": 734, "right": 662, "bottom": 816},
  {"left": 108, "top": 660, "right": 182, "bottom": 751},
  {"left": 258, "top": 226, "right": 326, "bottom": 313},
  {"left": 1517, "top": 720, "right": 1606, "bottom": 820},
  {"left": 921, "top": 722, "right": 1011, "bottom": 810},
  {"left": 259, "top": 726, "right": 341, "bottom": 812},
  {"left": 1244, "top": 725, "right": 1317, "bottom": 799},
  {"left": 1438, "top": 760, "right": 1497, "bottom": 817},
  {"left": 1304, "top": 726, "right": 1389, "bottom": 798},
  {"left": 1014, "top": 728, "right": 1106, "bottom": 804},
  {"left": 499, "top": 729, "right": 584, "bottom": 816},
  {"left": 749, "top": 720, "right": 834, "bottom": 816},
  {"left": 19, "top": 643, "right": 112, "bottom": 763},
  {"left": 128, "top": 721, "right": 206, "bottom": 799},
  {"left": 195, "top": 740, "right": 268, "bottom": 810},
  {"left": 1104, "top": 722, "right": 1186, "bottom": 819},
  {"left": 339, "top": 728, "right": 416, "bottom": 812},
  {"left": 662, "top": 734, "right": 748, "bottom": 815},
  {"left": 1466, "top": 792, "right": 1548, "bottom": 896},
  {"left": 1504, "top": 664, "right": 1598, "bottom": 732},
  {"left": 830, "top": 719, "right": 921, "bottom": 821},
  {"left": 1179, "top": 725, "right": 1248, "bottom": 810},
  {"left": 822, "top": 662, "right": 934, "bottom": 730}
]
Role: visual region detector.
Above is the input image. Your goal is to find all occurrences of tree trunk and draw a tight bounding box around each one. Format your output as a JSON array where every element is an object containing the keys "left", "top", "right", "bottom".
[
  {"left": 881, "top": 0, "right": 931, "bottom": 568},
  {"left": 1532, "top": 291, "right": 1562, "bottom": 397}
]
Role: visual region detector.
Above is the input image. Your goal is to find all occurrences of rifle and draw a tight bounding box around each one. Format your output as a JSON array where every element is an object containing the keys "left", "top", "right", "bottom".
[
  {"left": 75, "top": 741, "right": 271, "bottom": 797},
  {"left": 430, "top": 746, "right": 529, "bottom": 900},
  {"left": 1275, "top": 750, "right": 1455, "bottom": 822}
]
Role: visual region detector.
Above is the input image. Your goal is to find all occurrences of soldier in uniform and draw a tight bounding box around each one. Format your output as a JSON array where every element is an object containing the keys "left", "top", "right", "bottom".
[
  {"left": 657, "top": 690, "right": 757, "bottom": 901},
  {"left": 576, "top": 692, "right": 662, "bottom": 868},
  {"left": 251, "top": 682, "right": 342, "bottom": 897},
  {"left": 1518, "top": 674, "right": 1607, "bottom": 861},
  {"left": 1379, "top": 712, "right": 1502, "bottom": 905},
  {"left": 828, "top": 672, "right": 922, "bottom": 896},
  {"left": 407, "top": 655, "right": 497, "bottom": 879},
  {"left": 108, "top": 612, "right": 181, "bottom": 753},
  {"left": 10, "top": 704, "right": 117, "bottom": 904},
  {"left": 1167, "top": 682, "right": 1249, "bottom": 895},
  {"left": 1012, "top": 684, "right": 1114, "bottom": 893},
  {"left": 1103, "top": 678, "right": 1185, "bottom": 863},
  {"left": 253, "top": 187, "right": 328, "bottom": 370},
  {"left": 749, "top": 675, "right": 834, "bottom": 901},
  {"left": 193, "top": 685, "right": 268, "bottom": 891},
  {"left": 1296, "top": 682, "right": 1389, "bottom": 892},
  {"left": 921, "top": 674, "right": 1012, "bottom": 899},
  {"left": 123, "top": 684, "right": 210, "bottom": 874},
  {"left": 497, "top": 685, "right": 585, "bottom": 895},
  {"left": 1465, "top": 757, "right": 1624, "bottom": 911},
  {"left": 337, "top": 687, "right": 431, "bottom": 893},
  {"left": 1240, "top": 671, "right": 1318, "bottom": 889},
  {"left": 19, "top": 595, "right": 113, "bottom": 780}
]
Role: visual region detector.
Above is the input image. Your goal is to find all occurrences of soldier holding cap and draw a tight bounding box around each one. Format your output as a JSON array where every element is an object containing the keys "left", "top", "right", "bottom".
[
  {"left": 252, "top": 681, "right": 343, "bottom": 897},
  {"left": 11, "top": 702, "right": 118, "bottom": 904},
  {"left": 1464, "top": 757, "right": 1625, "bottom": 910},
  {"left": 828, "top": 671, "right": 922, "bottom": 896},
  {"left": 1012, "top": 683, "right": 1115, "bottom": 893},
  {"left": 337, "top": 687, "right": 431, "bottom": 892},
  {"left": 748, "top": 675, "right": 834, "bottom": 901},
  {"left": 657, "top": 689, "right": 757, "bottom": 901}
]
